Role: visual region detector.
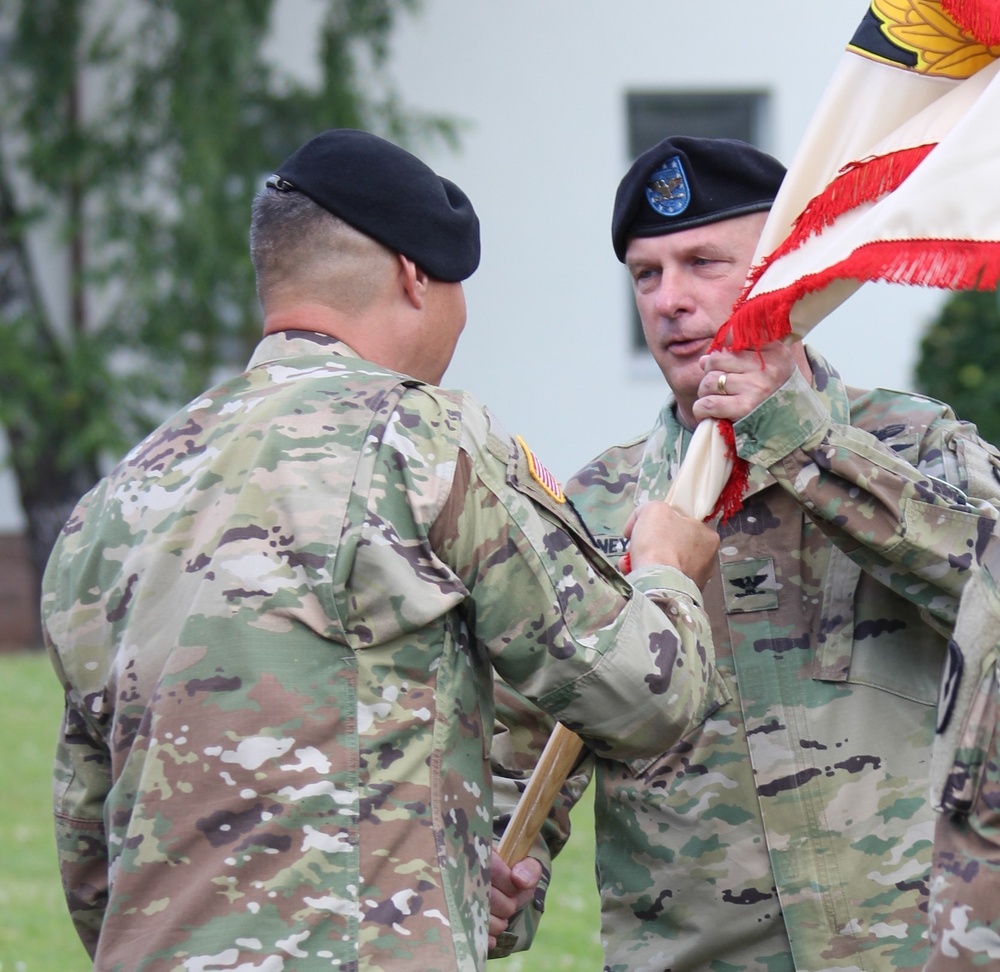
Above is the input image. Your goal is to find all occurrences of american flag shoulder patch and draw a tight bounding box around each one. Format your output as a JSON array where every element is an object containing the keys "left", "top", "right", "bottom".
[{"left": 515, "top": 434, "right": 566, "bottom": 504}]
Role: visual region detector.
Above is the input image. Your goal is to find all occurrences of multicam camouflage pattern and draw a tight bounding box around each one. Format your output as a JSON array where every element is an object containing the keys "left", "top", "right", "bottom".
[
  {"left": 925, "top": 528, "right": 1000, "bottom": 969},
  {"left": 492, "top": 348, "right": 1000, "bottom": 971},
  {"left": 41, "top": 330, "right": 722, "bottom": 972}
]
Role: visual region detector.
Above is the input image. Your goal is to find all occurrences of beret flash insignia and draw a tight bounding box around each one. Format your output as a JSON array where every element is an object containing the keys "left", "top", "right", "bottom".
[{"left": 646, "top": 156, "right": 690, "bottom": 217}]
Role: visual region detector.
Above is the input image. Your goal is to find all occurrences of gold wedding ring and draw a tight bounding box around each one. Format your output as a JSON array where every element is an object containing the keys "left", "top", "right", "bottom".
[{"left": 716, "top": 372, "right": 728, "bottom": 396}]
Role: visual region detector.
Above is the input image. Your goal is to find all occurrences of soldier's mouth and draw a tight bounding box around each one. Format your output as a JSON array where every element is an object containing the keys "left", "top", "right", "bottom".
[{"left": 665, "top": 336, "right": 712, "bottom": 358}]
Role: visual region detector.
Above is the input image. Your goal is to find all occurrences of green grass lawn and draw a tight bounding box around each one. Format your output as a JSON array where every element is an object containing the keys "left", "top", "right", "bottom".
[
  {"left": 0, "top": 651, "right": 89, "bottom": 972},
  {"left": 0, "top": 651, "right": 602, "bottom": 970}
]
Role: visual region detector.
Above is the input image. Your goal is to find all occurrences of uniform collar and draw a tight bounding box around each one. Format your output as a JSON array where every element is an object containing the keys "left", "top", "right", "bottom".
[{"left": 246, "top": 329, "right": 362, "bottom": 369}]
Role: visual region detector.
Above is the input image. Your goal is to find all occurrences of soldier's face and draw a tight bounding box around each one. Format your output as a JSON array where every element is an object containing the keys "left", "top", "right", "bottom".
[{"left": 625, "top": 212, "right": 766, "bottom": 427}]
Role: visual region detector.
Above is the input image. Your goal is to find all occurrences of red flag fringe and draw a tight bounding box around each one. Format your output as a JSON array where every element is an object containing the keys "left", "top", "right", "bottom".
[
  {"left": 942, "top": 0, "right": 1000, "bottom": 45},
  {"left": 708, "top": 419, "right": 750, "bottom": 523},
  {"left": 754, "top": 145, "right": 935, "bottom": 277},
  {"left": 716, "top": 237, "right": 1000, "bottom": 353}
]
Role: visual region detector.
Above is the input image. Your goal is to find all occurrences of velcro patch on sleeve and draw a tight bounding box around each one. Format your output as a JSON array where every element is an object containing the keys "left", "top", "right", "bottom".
[
  {"left": 515, "top": 434, "right": 566, "bottom": 504},
  {"left": 936, "top": 639, "right": 964, "bottom": 735}
]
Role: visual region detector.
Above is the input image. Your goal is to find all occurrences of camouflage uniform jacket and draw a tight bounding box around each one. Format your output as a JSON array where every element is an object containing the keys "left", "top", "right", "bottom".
[
  {"left": 495, "top": 349, "right": 1000, "bottom": 972},
  {"left": 924, "top": 525, "right": 1000, "bottom": 969},
  {"left": 42, "top": 331, "right": 723, "bottom": 972}
]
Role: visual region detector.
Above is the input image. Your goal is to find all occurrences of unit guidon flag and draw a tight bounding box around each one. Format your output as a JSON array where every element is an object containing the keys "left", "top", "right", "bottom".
[{"left": 705, "top": 0, "right": 1000, "bottom": 518}]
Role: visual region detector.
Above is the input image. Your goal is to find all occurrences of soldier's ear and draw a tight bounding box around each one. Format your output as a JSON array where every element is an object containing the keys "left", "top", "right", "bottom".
[{"left": 398, "top": 255, "right": 428, "bottom": 309}]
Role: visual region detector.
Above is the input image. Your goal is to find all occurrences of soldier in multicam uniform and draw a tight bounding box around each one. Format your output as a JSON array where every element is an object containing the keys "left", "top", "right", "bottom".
[
  {"left": 925, "top": 525, "right": 1000, "bottom": 969},
  {"left": 41, "top": 129, "right": 728, "bottom": 972},
  {"left": 489, "top": 137, "right": 1000, "bottom": 971}
]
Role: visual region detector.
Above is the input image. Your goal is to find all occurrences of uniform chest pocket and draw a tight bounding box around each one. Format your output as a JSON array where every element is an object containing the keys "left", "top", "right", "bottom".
[{"left": 813, "top": 548, "right": 945, "bottom": 705}]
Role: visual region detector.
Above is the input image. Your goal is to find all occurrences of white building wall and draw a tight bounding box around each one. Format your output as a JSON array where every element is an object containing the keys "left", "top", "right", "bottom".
[{"left": 0, "top": 1, "right": 946, "bottom": 531}]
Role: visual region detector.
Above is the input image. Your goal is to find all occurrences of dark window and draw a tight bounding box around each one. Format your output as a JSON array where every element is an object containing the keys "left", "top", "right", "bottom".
[{"left": 625, "top": 91, "right": 771, "bottom": 352}]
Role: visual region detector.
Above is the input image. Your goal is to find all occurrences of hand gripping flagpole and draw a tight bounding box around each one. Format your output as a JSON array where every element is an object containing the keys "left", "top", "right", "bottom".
[{"left": 497, "top": 420, "right": 733, "bottom": 865}]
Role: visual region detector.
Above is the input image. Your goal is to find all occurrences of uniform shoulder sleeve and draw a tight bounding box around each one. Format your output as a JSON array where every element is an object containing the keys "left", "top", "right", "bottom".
[{"left": 428, "top": 394, "right": 724, "bottom": 760}]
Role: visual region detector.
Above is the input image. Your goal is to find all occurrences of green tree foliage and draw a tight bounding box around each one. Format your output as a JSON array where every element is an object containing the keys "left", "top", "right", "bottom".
[
  {"left": 914, "top": 289, "right": 1000, "bottom": 448},
  {"left": 0, "top": 0, "right": 460, "bottom": 585}
]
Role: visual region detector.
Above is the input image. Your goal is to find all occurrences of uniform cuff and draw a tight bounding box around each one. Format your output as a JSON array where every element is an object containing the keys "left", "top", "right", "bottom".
[
  {"left": 488, "top": 930, "right": 520, "bottom": 958},
  {"left": 627, "top": 564, "right": 704, "bottom": 606},
  {"left": 733, "top": 367, "right": 829, "bottom": 468}
]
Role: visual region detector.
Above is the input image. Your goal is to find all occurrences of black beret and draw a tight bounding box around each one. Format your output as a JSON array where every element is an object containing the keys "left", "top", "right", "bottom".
[
  {"left": 611, "top": 136, "right": 786, "bottom": 262},
  {"left": 269, "top": 129, "right": 480, "bottom": 282}
]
